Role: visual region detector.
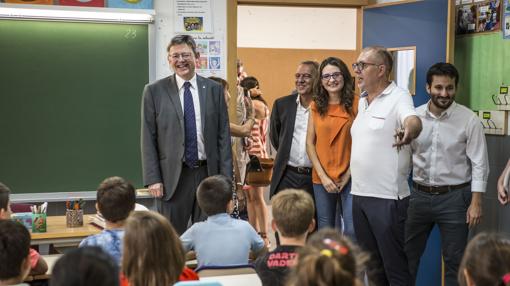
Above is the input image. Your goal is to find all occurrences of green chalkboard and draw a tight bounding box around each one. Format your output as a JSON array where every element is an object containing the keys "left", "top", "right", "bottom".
[
  {"left": 455, "top": 33, "right": 510, "bottom": 110},
  {"left": 0, "top": 20, "right": 148, "bottom": 194}
]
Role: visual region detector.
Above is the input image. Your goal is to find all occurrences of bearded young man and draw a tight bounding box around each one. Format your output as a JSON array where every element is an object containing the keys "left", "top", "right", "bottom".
[{"left": 405, "top": 62, "right": 489, "bottom": 286}]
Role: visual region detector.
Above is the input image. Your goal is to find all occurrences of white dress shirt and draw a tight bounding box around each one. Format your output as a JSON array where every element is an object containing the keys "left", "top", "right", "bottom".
[
  {"left": 411, "top": 101, "right": 489, "bottom": 192},
  {"left": 350, "top": 82, "right": 417, "bottom": 200},
  {"left": 288, "top": 95, "right": 312, "bottom": 168},
  {"left": 175, "top": 74, "right": 206, "bottom": 160}
]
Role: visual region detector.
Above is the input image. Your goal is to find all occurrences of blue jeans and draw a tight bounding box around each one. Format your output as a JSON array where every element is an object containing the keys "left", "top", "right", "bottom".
[{"left": 313, "top": 181, "right": 355, "bottom": 241}]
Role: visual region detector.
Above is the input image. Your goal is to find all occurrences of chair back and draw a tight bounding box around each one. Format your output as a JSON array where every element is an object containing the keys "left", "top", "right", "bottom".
[
  {"left": 174, "top": 281, "right": 222, "bottom": 286},
  {"left": 10, "top": 203, "right": 33, "bottom": 213}
]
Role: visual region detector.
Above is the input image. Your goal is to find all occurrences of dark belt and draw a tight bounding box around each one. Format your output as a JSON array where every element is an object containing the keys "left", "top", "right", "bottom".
[
  {"left": 412, "top": 181, "right": 470, "bottom": 195},
  {"left": 183, "top": 160, "right": 207, "bottom": 169},
  {"left": 287, "top": 165, "right": 312, "bottom": 175}
]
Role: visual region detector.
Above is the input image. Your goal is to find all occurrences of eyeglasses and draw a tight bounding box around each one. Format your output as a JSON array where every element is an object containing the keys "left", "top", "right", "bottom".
[
  {"left": 170, "top": 53, "right": 193, "bottom": 60},
  {"left": 321, "top": 72, "right": 342, "bottom": 81},
  {"left": 352, "top": 62, "right": 381, "bottom": 71},
  {"left": 295, "top": 73, "right": 312, "bottom": 80}
]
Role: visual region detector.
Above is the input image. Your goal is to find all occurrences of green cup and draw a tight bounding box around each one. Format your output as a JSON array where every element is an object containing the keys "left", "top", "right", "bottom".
[{"left": 32, "top": 213, "right": 47, "bottom": 233}]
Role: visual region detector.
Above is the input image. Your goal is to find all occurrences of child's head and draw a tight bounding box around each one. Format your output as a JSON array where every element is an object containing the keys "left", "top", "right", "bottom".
[
  {"left": 459, "top": 232, "right": 510, "bottom": 286},
  {"left": 96, "top": 176, "right": 136, "bottom": 223},
  {"left": 286, "top": 228, "right": 365, "bottom": 286},
  {"left": 122, "top": 211, "right": 185, "bottom": 286},
  {"left": 50, "top": 246, "right": 119, "bottom": 286},
  {"left": 0, "top": 220, "right": 31, "bottom": 284},
  {"left": 271, "top": 189, "right": 315, "bottom": 239},
  {"left": 196, "top": 175, "right": 233, "bottom": 216},
  {"left": 0, "top": 182, "right": 12, "bottom": 219}
]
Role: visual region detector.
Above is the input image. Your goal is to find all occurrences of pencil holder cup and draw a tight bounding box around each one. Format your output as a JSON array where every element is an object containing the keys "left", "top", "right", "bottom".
[
  {"left": 31, "top": 213, "right": 47, "bottom": 233},
  {"left": 66, "top": 209, "right": 83, "bottom": 228}
]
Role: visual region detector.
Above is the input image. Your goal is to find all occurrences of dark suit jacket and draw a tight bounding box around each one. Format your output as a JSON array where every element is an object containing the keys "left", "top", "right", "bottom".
[
  {"left": 141, "top": 74, "right": 232, "bottom": 200},
  {"left": 269, "top": 93, "right": 299, "bottom": 198}
]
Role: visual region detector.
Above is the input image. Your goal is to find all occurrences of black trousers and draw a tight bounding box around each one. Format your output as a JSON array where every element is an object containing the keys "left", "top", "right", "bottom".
[
  {"left": 352, "top": 195, "right": 411, "bottom": 286},
  {"left": 156, "top": 165, "right": 208, "bottom": 235},
  {"left": 273, "top": 166, "right": 316, "bottom": 244},
  {"left": 273, "top": 166, "right": 314, "bottom": 199},
  {"left": 405, "top": 185, "right": 471, "bottom": 286}
]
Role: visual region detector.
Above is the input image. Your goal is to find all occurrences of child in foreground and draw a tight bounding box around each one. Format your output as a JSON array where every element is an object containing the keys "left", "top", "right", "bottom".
[
  {"left": 0, "top": 182, "right": 48, "bottom": 276},
  {"left": 79, "top": 176, "right": 136, "bottom": 265},
  {"left": 458, "top": 232, "right": 510, "bottom": 286},
  {"left": 180, "top": 175, "right": 265, "bottom": 267},
  {"left": 121, "top": 211, "right": 197, "bottom": 286},
  {"left": 254, "top": 189, "right": 315, "bottom": 286},
  {"left": 0, "top": 220, "right": 32, "bottom": 286},
  {"left": 286, "top": 228, "right": 367, "bottom": 286}
]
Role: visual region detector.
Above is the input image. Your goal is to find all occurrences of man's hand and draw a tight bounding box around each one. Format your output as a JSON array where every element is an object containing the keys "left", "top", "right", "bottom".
[
  {"left": 394, "top": 115, "right": 422, "bottom": 150},
  {"left": 466, "top": 193, "right": 482, "bottom": 227},
  {"left": 497, "top": 181, "right": 508, "bottom": 205},
  {"left": 148, "top": 183, "right": 164, "bottom": 198},
  {"left": 393, "top": 127, "right": 412, "bottom": 150},
  {"left": 497, "top": 165, "right": 509, "bottom": 205}
]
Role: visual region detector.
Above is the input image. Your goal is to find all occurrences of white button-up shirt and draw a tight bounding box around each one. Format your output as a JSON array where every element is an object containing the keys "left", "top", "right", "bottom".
[
  {"left": 411, "top": 101, "right": 489, "bottom": 192},
  {"left": 176, "top": 74, "right": 206, "bottom": 160},
  {"left": 288, "top": 95, "right": 312, "bottom": 168},
  {"left": 350, "top": 82, "right": 417, "bottom": 200}
]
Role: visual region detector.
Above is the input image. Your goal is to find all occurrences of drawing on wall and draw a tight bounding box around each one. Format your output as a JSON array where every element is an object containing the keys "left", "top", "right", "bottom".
[
  {"left": 196, "top": 40, "right": 208, "bottom": 54},
  {"left": 209, "top": 57, "right": 220, "bottom": 70},
  {"left": 192, "top": 35, "right": 225, "bottom": 78},
  {"left": 456, "top": 0, "right": 501, "bottom": 35}
]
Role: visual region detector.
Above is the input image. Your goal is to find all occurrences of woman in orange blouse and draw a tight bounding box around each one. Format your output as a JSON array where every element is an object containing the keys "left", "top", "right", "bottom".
[{"left": 306, "top": 57, "right": 358, "bottom": 240}]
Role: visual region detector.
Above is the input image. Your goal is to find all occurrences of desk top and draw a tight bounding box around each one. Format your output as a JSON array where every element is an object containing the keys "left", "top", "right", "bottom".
[{"left": 31, "top": 215, "right": 101, "bottom": 241}]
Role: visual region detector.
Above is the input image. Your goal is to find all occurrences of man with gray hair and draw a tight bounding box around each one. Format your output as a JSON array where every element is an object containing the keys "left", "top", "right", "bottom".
[
  {"left": 350, "top": 46, "right": 422, "bottom": 286},
  {"left": 141, "top": 34, "right": 232, "bottom": 234}
]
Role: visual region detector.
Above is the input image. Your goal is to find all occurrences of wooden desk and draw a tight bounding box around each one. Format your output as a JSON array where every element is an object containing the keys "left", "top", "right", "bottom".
[{"left": 31, "top": 215, "right": 101, "bottom": 254}]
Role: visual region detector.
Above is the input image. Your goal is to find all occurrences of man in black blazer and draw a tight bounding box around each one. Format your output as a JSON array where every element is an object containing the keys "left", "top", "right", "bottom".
[
  {"left": 269, "top": 61, "right": 318, "bottom": 200},
  {"left": 141, "top": 35, "right": 232, "bottom": 234}
]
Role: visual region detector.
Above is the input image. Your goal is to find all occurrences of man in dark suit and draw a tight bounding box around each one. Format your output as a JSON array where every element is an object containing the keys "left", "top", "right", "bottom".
[
  {"left": 269, "top": 61, "right": 318, "bottom": 199},
  {"left": 141, "top": 35, "right": 232, "bottom": 234}
]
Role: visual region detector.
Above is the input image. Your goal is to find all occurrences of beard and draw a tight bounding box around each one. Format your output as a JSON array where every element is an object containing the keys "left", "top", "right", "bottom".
[{"left": 431, "top": 95, "right": 454, "bottom": 110}]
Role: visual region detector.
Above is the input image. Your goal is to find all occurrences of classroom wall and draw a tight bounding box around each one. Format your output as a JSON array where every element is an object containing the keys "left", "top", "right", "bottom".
[
  {"left": 454, "top": 32, "right": 510, "bottom": 236},
  {"left": 237, "top": 48, "right": 358, "bottom": 109},
  {"left": 237, "top": 5, "right": 358, "bottom": 109},
  {"left": 153, "top": 0, "right": 228, "bottom": 81}
]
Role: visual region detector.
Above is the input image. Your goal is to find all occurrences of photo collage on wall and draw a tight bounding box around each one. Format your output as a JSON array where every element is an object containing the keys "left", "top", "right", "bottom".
[
  {"left": 456, "top": 0, "right": 501, "bottom": 35},
  {"left": 195, "top": 38, "right": 224, "bottom": 78}
]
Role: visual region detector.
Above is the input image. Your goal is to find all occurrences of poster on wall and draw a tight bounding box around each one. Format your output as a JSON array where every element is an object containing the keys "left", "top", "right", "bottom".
[
  {"left": 193, "top": 35, "right": 225, "bottom": 79},
  {"left": 504, "top": 0, "right": 510, "bottom": 38},
  {"left": 477, "top": 1, "right": 501, "bottom": 32},
  {"left": 174, "top": 0, "right": 213, "bottom": 33},
  {"left": 456, "top": 0, "right": 501, "bottom": 35},
  {"left": 457, "top": 4, "right": 478, "bottom": 34}
]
